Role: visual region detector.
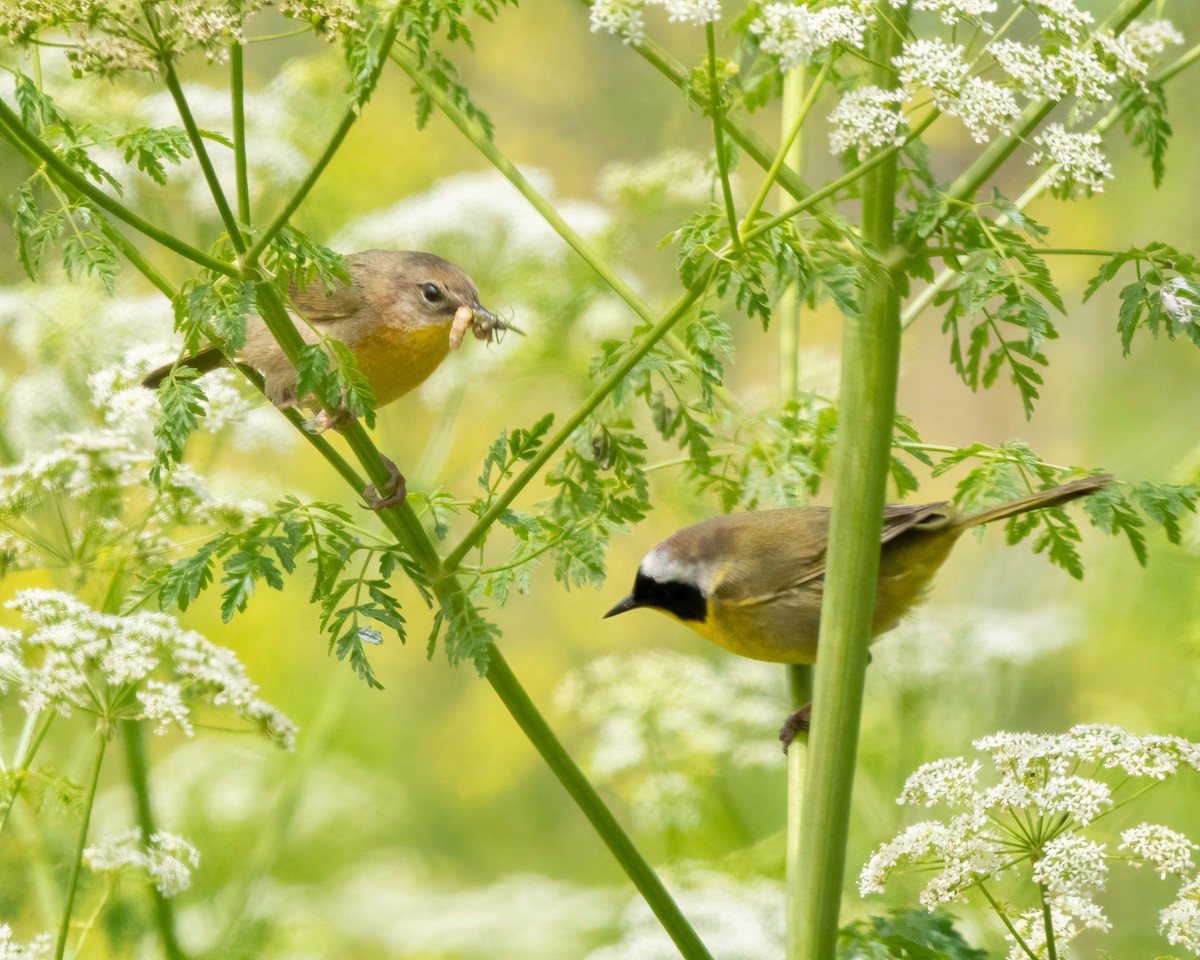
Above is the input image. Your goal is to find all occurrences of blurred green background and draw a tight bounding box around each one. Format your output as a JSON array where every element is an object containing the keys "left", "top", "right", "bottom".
[{"left": 1, "top": 2, "right": 1199, "bottom": 956}]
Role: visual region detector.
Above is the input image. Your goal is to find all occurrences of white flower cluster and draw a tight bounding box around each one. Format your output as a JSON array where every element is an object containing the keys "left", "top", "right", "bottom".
[
  {"left": 555, "top": 651, "right": 783, "bottom": 830},
  {"left": 825, "top": 3, "right": 1183, "bottom": 173},
  {"left": 828, "top": 85, "right": 909, "bottom": 158},
  {"left": 589, "top": 0, "right": 719, "bottom": 42},
  {"left": 861, "top": 725, "right": 1200, "bottom": 958},
  {"left": 84, "top": 828, "right": 201, "bottom": 897},
  {"left": 0, "top": 925, "right": 52, "bottom": 960},
  {"left": 0, "top": 0, "right": 363, "bottom": 73},
  {"left": 3, "top": 590, "right": 296, "bottom": 749},
  {"left": 749, "top": 3, "right": 871, "bottom": 71}
]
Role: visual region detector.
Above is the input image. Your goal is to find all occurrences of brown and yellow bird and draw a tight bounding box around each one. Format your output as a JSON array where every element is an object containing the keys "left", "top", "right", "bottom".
[
  {"left": 144, "top": 249, "right": 502, "bottom": 507},
  {"left": 605, "top": 475, "right": 1111, "bottom": 742}
]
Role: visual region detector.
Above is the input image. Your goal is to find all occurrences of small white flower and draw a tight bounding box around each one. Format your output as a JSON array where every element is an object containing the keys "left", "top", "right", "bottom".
[
  {"left": 750, "top": 3, "right": 870, "bottom": 70},
  {"left": 659, "top": 0, "right": 720, "bottom": 26},
  {"left": 893, "top": 39, "right": 968, "bottom": 107},
  {"left": 1029, "top": 123, "right": 1113, "bottom": 198},
  {"left": 828, "top": 85, "right": 909, "bottom": 158},
  {"left": 896, "top": 0, "right": 997, "bottom": 27},
  {"left": 947, "top": 77, "right": 1021, "bottom": 143},
  {"left": 137, "top": 681, "right": 194, "bottom": 737},
  {"left": 589, "top": 0, "right": 646, "bottom": 41},
  {"left": 146, "top": 830, "right": 201, "bottom": 896},
  {"left": 1033, "top": 0, "right": 1094, "bottom": 43},
  {"left": 1122, "top": 19, "right": 1185, "bottom": 61},
  {"left": 898, "top": 756, "right": 980, "bottom": 808},
  {"left": 1121, "top": 823, "right": 1198, "bottom": 879},
  {"left": 0, "top": 924, "right": 53, "bottom": 960},
  {"left": 1033, "top": 775, "right": 1111, "bottom": 825},
  {"left": 1161, "top": 878, "right": 1200, "bottom": 953},
  {"left": 992, "top": 40, "right": 1065, "bottom": 100},
  {"left": 1033, "top": 834, "right": 1109, "bottom": 896}
]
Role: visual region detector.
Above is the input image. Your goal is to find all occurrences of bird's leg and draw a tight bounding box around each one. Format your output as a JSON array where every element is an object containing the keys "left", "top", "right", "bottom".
[
  {"left": 361, "top": 455, "right": 407, "bottom": 510},
  {"left": 779, "top": 701, "right": 812, "bottom": 754},
  {"left": 310, "top": 397, "right": 355, "bottom": 434}
]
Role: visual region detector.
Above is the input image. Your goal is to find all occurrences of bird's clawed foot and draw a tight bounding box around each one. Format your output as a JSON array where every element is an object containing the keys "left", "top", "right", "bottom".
[
  {"left": 779, "top": 702, "right": 812, "bottom": 754},
  {"left": 362, "top": 456, "right": 407, "bottom": 510},
  {"left": 311, "top": 399, "right": 356, "bottom": 434}
]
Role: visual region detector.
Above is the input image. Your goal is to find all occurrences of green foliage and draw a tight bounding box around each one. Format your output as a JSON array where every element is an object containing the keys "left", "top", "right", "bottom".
[
  {"left": 152, "top": 499, "right": 430, "bottom": 687},
  {"left": 838, "top": 909, "right": 988, "bottom": 959},
  {"left": 115, "top": 125, "right": 193, "bottom": 185},
  {"left": 1120, "top": 80, "right": 1173, "bottom": 188},
  {"left": 928, "top": 199, "right": 1061, "bottom": 418},
  {"left": 150, "top": 374, "right": 206, "bottom": 487},
  {"left": 919, "top": 440, "right": 1199, "bottom": 577},
  {"left": 263, "top": 227, "right": 351, "bottom": 296},
  {"left": 427, "top": 589, "right": 500, "bottom": 674},
  {"left": 173, "top": 276, "right": 256, "bottom": 353},
  {"left": 1084, "top": 243, "right": 1200, "bottom": 353}
]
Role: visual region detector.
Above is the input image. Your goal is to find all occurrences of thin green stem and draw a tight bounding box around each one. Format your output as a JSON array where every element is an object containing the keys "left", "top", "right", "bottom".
[
  {"left": 122, "top": 723, "right": 186, "bottom": 960},
  {"left": 98, "top": 223, "right": 175, "bottom": 298},
  {"left": 706, "top": 23, "right": 741, "bottom": 253},
  {"left": 791, "top": 6, "right": 909, "bottom": 957},
  {"left": 980, "top": 881, "right": 1039, "bottom": 960},
  {"left": 0, "top": 100, "right": 239, "bottom": 277},
  {"left": 244, "top": 12, "right": 400, "bottom": 267},
  {"left": 145, "top": 3, "right": 243, "bottom": 246},
  {"left": 1038, "top": 884, "right": 1060, "bottom": 960},
  {"left": 749, "top": 110, "right": 939, "bottom": 245},
  {"left": 616, "top": 23, "right": 821, "bottom": 208},
  {"left": 444, "top": 268, "right": 715, "bottom": 571},
  {"left": 742, "top": 61, "right": 829, "bottom": 237},
  {"left": 231, "top": 40, "right": 251, "bottom": 225},
  {"left": 55, "top": 728, "right": 108, "bottom": 960},
  {"left": 485, "top": 648, "right": 714, "bottom": 960}
]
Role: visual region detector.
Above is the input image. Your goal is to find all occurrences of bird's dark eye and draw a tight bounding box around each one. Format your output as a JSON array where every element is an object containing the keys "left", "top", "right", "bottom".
[{"left": 421, "top": 282, "right": 444, "bottom": 304}]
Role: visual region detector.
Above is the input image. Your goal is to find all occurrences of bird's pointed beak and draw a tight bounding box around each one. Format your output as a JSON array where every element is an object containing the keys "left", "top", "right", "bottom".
[{"left": 603, "top": 593, "right": 639, "bottom": 619}]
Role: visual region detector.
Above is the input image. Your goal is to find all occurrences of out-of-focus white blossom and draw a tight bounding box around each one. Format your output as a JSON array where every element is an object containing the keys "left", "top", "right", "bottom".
[
  {"left": 0, "top": 925, "right": 52, "bottom": 960},
  {"left": 85, "top": 828, "right": 200, "bottom": 896},
  {"left": 1160, "top": 277, "right": 1197, "bottom": 324},
  {"left": 895, "top": 0, "right": 997, "bottom": 27},
  {"left": 1121, "top": 823, "right": 1198, "bottom": 879},
  {"left": 589, "top": 0, "right": 718, "bottom": 41}
]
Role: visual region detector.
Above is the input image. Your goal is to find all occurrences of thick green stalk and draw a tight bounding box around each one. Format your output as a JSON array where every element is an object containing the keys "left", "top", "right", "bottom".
[
  {"left": 705, "top": 23, "right": 741, "bottom": 253},
  {"left": 778, "top": 62, "right": 814, "bottom": 950},
  {"left": 122, "top": 722, "right": 186, "bottom": 960},
  {"left": 0, "top": 101, "right": 239, "bottom": 278},
  {"left": 231, "top": 40, "right": 251, "bottom": 225},
  {"left": 486, "top": 649, "right": 715, "bottom": 960},
  {"left": 791, "top": 6, "right": 909, "bottom": 959},
  {"left": 244, "top": 12, "right": 400, "bottom": 267},
  {"left": 55, "top": 728, "right": 108, "bottom": 960}
]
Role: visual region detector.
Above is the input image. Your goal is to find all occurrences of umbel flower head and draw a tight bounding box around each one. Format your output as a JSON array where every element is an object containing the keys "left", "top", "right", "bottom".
[
  {"left": 860, "top": 725, "right": 1200, "bottom": 959},
  {"left": 2, "top": 589, "right": 296, "bottom": 749}
]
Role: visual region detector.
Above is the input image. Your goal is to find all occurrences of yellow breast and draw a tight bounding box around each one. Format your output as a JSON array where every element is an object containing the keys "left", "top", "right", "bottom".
[{"left": 354, "top": 321, "right": 452, "bottom": 406}]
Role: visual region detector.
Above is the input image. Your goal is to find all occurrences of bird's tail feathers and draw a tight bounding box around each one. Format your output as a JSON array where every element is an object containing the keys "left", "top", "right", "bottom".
[
  {"left": 142, "top": 348, "right": 228, "bottom": 389},
  {"left": 959, "top": 474, "right": 1113, "bottom": 528}
]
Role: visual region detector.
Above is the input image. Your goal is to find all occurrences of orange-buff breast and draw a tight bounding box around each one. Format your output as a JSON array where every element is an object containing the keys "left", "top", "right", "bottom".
[{"left": 354, "top": 322, "right": 452, "bottom": 406}]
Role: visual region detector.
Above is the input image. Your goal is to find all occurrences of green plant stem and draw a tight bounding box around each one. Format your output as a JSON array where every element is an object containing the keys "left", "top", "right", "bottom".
[
  {"left": 778, "top": 62, "right": 814, "bottom": 952},
  {"left": 749, "top": 109, "right": 939, "bottom": 245},
  {"left": 244, "top": 12, "right": 400, "bottom": 267},
  {"left": 231, "top": 40, "right": 251, "bottom": 225},
  {"left": 0, "top": 100, "right": 239, "bottom": 278},
  {"left": 55, "top": 728, "right": 107, "bottom": 960},
  {"left": 617, "top": 24, "right": 819, "bottom": 206},
  {"left": 444, "top": 268, "right": 715, "bottom": 571},
  {"left": 122, "top": 722, "right": 186, "bottom": 960},
  {"left": 705, "top": 23, "right": 741, "bottom": 253},
  {"left": 99, "top": 222, "right": 175, "bottom": 298},
  {"left": 145, "top": 4, "right": 243, "bottom": 245},
  {"left": 790, "top": 6, "right": 908, "bottom": 958},
  {"left": 485, "top": 648, "right": 714, "bottom": 960},
  {"left": 980, "top": 882, "right": 1038, "bottom": 960},
  {"left": 741, "top": 61, "right": 829, "bottom": 239},
  {"left": 1038, "top": 884, "right": 1060, "bottom": 960}
]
